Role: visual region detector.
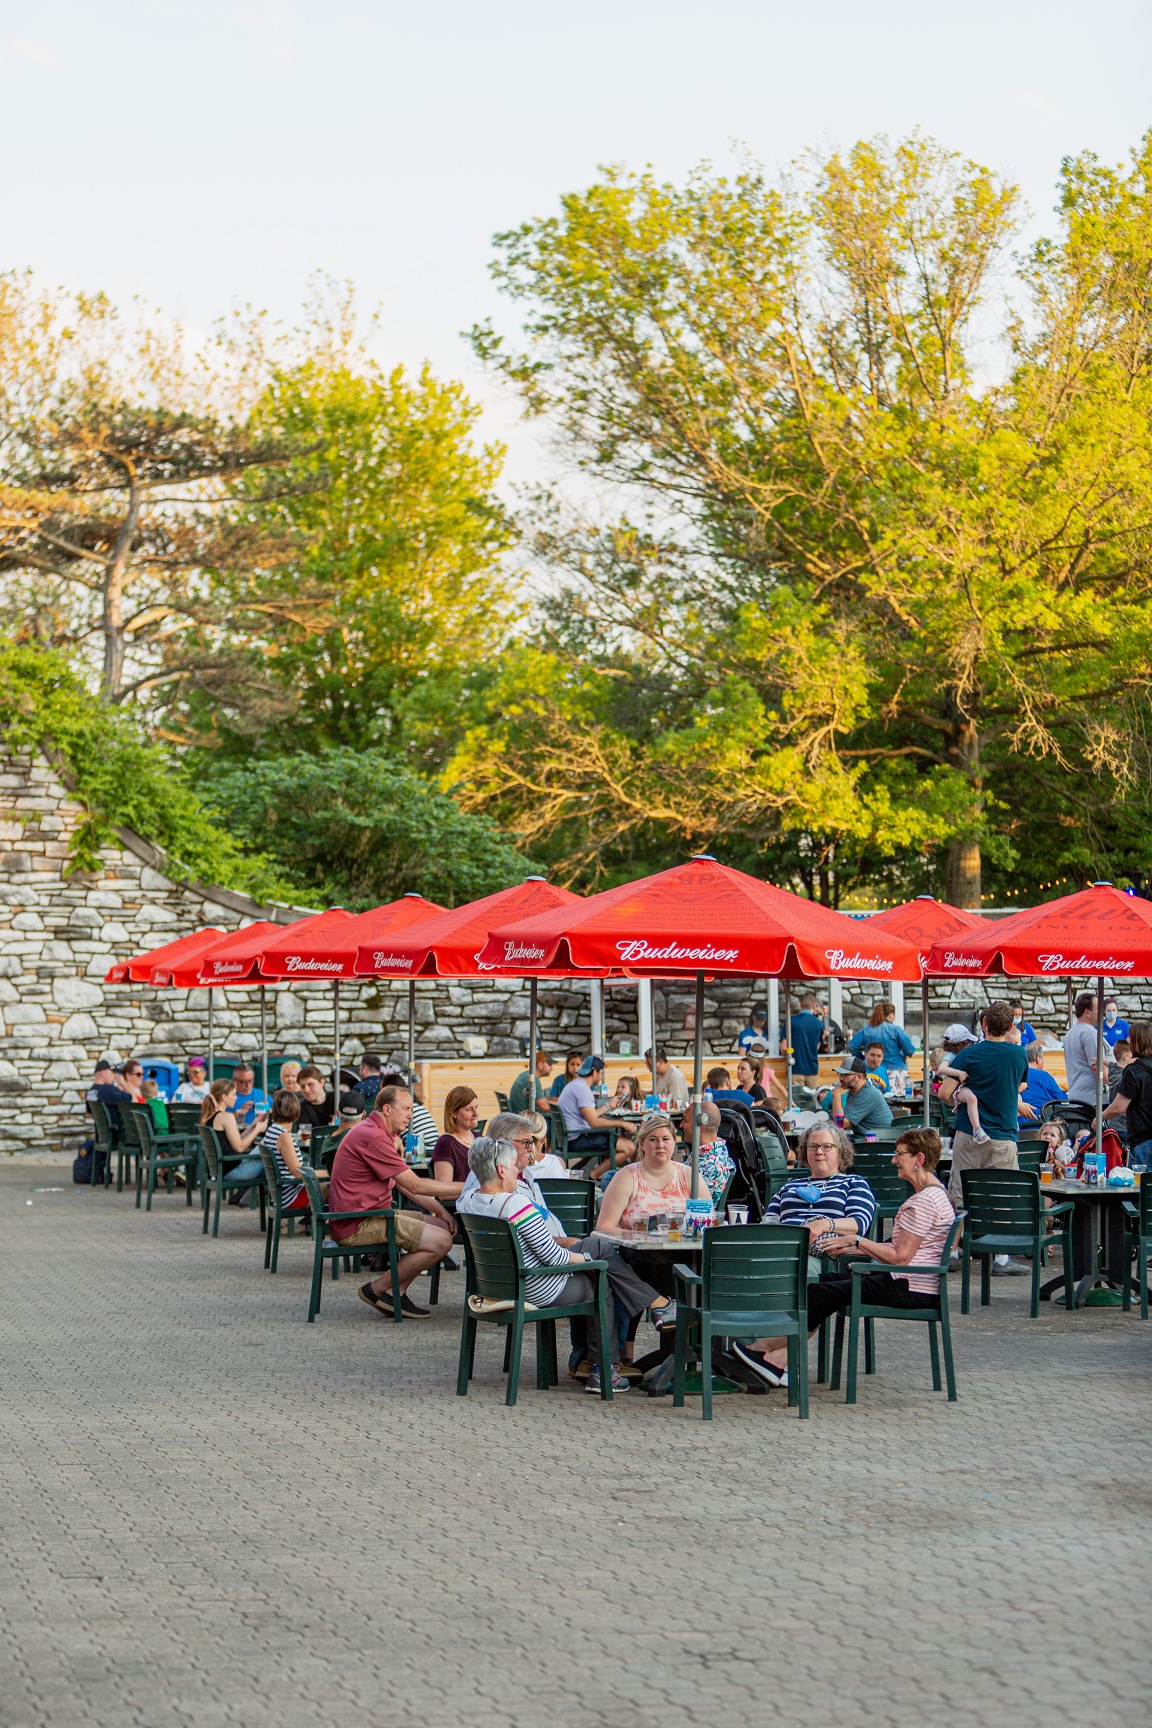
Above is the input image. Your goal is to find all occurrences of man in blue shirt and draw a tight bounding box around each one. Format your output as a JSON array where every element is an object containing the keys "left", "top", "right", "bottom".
[
  {"left": 788, "top": 993, "right": 826, "bottom": 1087},
  {"left": 1103, "top": 998, "right": 1130, "bottom": 1050},
  {"left": 738, "top": 1002, "right": 771, "bottom": 1053},
  {"left": 228, "top": 1062, "right": 267, "bottom": 1126},
  {"left": 355, "top": 1055, "right": 384, "bottom": 1104},
  {"left": 1020, "top": 1041, "right": 1065, "bottom": 1122}
]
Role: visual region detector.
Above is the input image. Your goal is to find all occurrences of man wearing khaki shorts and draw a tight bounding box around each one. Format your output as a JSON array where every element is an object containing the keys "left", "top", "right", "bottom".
[
  {"left": 936, "top": 1001, "right": 1030, "bottom": 1207},
  {"left": 328, "top": 1082, "right": 460, "bottom": 1320}
]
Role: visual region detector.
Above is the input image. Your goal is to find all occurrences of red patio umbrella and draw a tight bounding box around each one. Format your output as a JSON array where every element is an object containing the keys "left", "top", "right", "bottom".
[
  {"left": 104, "top": 925, "right": 225, "bottom": 985},
  {"left": 357, "top": 877, "right": 584, "bottom": 1076},
  {"left": 259, "top": 898, "right": 450, "bottom": 1093},
  {"left": 150, "top": 921, "right": 283, "bottom": 1088},
  {"left": 867, "top": 895, "right": 986, "bottom": 1123},
  {"left": 185, "top": 908, "right": 354, "bottom": 1105},
  {"left": 477, "top": 856, "right": 920, "bottom": 1173},
  {"left": 925, "top": 881, "right": 1152, "bottom": 1165}
]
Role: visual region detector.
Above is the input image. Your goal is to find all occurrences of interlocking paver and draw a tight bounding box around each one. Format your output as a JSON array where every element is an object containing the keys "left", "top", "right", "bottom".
[{"left": 1, "top": 1163, "right": 1150, "bottom": 1727}]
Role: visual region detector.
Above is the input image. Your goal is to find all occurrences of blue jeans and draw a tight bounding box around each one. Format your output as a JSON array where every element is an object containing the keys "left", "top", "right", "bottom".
[
  {"left": 1128, "top": 1138, "right": 1152, "bottom": 1171},
  {"left": 225, "top": 1155, "right": 264, "bottom": 1185}
]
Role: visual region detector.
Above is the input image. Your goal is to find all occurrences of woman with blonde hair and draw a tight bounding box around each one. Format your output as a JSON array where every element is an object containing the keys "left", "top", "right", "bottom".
[
  {"left": 432, "top": 1085, "right": 479, "bottom": 1184},
  {"left": 523, "top": 1108, "right": 568, "bottom": 1180}
]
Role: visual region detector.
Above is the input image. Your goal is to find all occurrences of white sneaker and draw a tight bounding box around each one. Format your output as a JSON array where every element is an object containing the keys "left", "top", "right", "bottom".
[
  {"left": 973, "top": 1128, "right": 992, "bottom": 1145},
  {"left": 585, "top": 1367, "right": 630, "bottom": 1394}
]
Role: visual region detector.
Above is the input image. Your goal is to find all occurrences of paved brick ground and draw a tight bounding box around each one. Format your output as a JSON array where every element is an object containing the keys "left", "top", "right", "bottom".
[{"left": 1, "top": 1162, "right": 1150, "bottom": 1728}]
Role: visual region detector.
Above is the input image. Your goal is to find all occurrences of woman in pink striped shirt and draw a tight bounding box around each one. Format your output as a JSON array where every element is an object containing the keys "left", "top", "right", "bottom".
[{"left": 733, "top": 1128, "right": 955, "bottom": 1390}]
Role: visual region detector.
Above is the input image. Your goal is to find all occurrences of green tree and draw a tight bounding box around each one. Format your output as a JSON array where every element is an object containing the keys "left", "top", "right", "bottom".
[
  {"left": 0, "top": 640, "right": 286, "bottom": 896},
  {"left": 0, "top": 274, "right": 312, "bottom": 714},
  {"left": 463, "top": 133, "right": 1152, "bottom": 905},
  {"left": 184, "top": 288, "right": 518, "bottom": 766},
  {"left": 200, "top": 748, "right": 537, "bottom": 909}
]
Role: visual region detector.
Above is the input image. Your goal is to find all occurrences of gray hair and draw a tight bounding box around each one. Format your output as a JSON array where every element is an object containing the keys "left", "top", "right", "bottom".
[
  {"left": 487, "top": 1111, "right": 536, "bottom": 1144},
  {"left": 1025, "top": 1040, "right": 1045, "bottom": 1066},
  {"left": 468, "top": 1135, "right": 518, "bottom": 1184},
  {"left": 686, "top": 1099, "right": 721, "bottom": 1131},
  {"left": 797, "top": 1121, "right": 855, "bottom": 1169}
]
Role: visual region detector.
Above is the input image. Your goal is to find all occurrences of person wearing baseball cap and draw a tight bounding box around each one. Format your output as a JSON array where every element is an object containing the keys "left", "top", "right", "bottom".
[
  {"left": 558, "top": 1055, "right": 636, "bottom": 1175},
  {"left": 829, "top": 1055, "right": 894, "bottom": 1135},
  {"left": 942, "top": 1024, "right": 979, "bottom": 1050}
]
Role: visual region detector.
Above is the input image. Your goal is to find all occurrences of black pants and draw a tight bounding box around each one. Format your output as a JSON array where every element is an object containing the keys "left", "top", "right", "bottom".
[{"left": 806, "top": 1273, "right": 938, "bottom": 1329}]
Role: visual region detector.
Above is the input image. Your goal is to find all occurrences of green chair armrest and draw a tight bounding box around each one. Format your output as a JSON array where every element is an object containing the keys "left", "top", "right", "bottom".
[
  {"left": 673, "top": 1265, "right": 703, "bottom": 1288},
  {"left": 850, "top": 1260, "right": 949, "bottom": 1277},
  {"left": 1122, "top": 1200, "right": 1139, "bottom": 1220},
  {"left": 1044, "top": 1201, "right": 1075, "bottom": 1217}
]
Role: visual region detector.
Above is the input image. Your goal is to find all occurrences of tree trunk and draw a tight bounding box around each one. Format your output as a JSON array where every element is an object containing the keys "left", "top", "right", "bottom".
[
  {"left": 945, "top": 710, "right": 982, "bottom": 907},
  {"left": 945, "top": 837, "right": 981, "bottom": 908},
  {"left": 101, "top": 478, "right": 142, "bottom": 703}
]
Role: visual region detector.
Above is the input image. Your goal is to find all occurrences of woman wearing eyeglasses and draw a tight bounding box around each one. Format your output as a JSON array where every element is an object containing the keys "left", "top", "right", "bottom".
[{"left": 733, "top": 1127, "right": 954, "bottom": 1389}]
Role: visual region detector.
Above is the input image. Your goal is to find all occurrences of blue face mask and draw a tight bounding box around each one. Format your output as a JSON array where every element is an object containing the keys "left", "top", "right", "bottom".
[{"left": 792, "top": 1182, "right": 826, "bottom": 1205}]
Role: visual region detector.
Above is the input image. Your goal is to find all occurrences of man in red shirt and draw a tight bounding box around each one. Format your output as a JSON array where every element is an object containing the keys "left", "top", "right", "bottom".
[{"left": 328, "top": 1083, "right": 458, "bottom": 1319}]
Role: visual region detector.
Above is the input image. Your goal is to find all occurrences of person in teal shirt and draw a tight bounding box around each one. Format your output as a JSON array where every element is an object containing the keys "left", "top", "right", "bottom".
[
  {"left": 509, "top": 1051, "right": 554, "bottom": 1114},
  {"left": 548, "top": 1051, "right": 582, "bottom": 1098},
  {"left": 861, "top": 1040, "right": 890, "bottom": 1093}
]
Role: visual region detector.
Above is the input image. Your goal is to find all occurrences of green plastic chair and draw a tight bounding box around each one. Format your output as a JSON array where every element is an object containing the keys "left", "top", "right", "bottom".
[
  {"left": 494, "top": 1090, "right": 510, "bottom": 1113},
  {"left": 198, "top": 1125, "right": 266, "bottom": 1239},
  {"left": 829, "top": 1212, "right": 967, "bottom": 1403},
  {"left": 1016, "top": 1147, "right": 1044, "bottom": 1177},
  {"left": 166, "top": 1102, "right": 203, "bottom": 1137},
  {"left": 671, "top": 1224, "right": 810, "bottom": 1420},
  {"left": 546, "top": 1107, "right": 616, "bottom": 1170},
  {"left": 257, "top": 1140, "right": 308, "bottom": 1273},
  {"left": 850, "top": 1147, "right": 914, "bottom": 1238},
  {"left": 456, "top": 1212, "right": 613, "bottom": 1406},
  {"left": 960, "top": 1169, "right": 1075, "bottom": 1317},
  {"left": 123, "top": 1102, "right": 198, "bottom": 1210},
  {"left": 1121, "top": 1180, "right": 1152, "bottom": 1318},
  {"left": 89, "top": 1099, "right": 123, "bottom": 1191},
  {"left": 533, "top": 1177, "right": 596, "bottom": 1238},
  {"left": 298, "top": 1166, "right": 401, "bottom": 1323},
  {"left": 851, "top": 1125, "right": 905, "bottom": 1147}
]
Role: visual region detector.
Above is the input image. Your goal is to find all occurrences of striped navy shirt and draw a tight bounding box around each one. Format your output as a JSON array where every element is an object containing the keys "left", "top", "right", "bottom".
[{"left": 766, "top": 1173, "right": 876, "bottom": 1236}]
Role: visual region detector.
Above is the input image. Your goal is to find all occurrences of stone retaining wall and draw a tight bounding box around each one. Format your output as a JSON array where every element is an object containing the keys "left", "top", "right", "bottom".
[{"left": 4, "top": 748, "right": 1150, "bottom": 1155}]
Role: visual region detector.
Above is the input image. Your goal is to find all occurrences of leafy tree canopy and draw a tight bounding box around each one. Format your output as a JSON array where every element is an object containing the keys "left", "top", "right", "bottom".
[
  {"left": 0, "top": 640, "right": 287, "bottom": 897},
  {"left": 199, "top": 747, "right": 539, "bottom": 910},
  {"left": 461, "top": 133, "right": 1152, "bottom": 905}
]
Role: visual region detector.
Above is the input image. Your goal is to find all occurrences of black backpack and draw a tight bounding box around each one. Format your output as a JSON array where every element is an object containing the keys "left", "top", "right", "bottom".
[{"left": 72, "top": 1138, "right": 107, "bottom": 1185}]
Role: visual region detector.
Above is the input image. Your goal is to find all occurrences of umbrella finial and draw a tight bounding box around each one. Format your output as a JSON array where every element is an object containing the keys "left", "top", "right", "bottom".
[
  {"left": 690, "top": 854, "right": 717, "bottom": 863},
  {"left": 1092, "top": 880, "right": 1113, "bottom": 888}
]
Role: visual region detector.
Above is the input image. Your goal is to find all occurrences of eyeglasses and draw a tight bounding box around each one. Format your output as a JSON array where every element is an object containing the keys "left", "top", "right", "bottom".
[{"left": 512, "top": 1135, "right": 535, "bottom": 1148}]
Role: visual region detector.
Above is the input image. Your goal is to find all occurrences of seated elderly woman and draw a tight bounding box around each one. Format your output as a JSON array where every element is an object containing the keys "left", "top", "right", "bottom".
[
  {"left": 732, "top": 1126, "right": 954, "bottom": 1388},
  {"left": 459, "top": 1136, "right": 663, "bottom": 1395},
  {"left": 523, "top": 1109, "right": 568, "bottom": 1181}
]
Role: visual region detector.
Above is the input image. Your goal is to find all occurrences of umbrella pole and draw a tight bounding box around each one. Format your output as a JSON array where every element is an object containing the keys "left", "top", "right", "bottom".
[
  {"left": 922, "top": 981, "right": 931, "bottom": 1129},
  {"left": 1095, "top": 972, "right": 1105, "bottom": 1167},
  {"left": 691, "top": 970, "right": 705, "bottom": 1199},
  {"left": 407, "top": 979, "right": 416, "bottom": 1080},
  {"left": 529, "top": 977, "right": 538, "bottom": 1105},
  {"left": 1067, "top": 980, "right": 1074, "bottom": 1030},
  {"left": 207, "top": 989, "right": 214, "bottom": 1083},
  {"left": 260, "top": 985, "right": 268, "bottom": 1107},
  {"left": 784, "top": 987, "right": 793, "bottom": 1108},
  {"left": 332, "top": 978, "right": 341, "bottom": 1125}
]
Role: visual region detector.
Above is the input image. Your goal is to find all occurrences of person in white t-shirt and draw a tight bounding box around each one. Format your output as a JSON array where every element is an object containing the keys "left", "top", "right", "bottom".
[
  {"left": 523, "top": 1110, "right": 568, "bottom": 1181},
  {"left": 172, "top": 1057, "right": 210, "bottom": 1103}
]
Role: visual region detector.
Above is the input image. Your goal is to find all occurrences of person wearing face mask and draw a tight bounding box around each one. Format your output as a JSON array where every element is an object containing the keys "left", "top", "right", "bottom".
[
  {"left": 1009, "top": 999, "right": 1038, "bottom": 1045},
  {"left": 1102, "top": 998, "right": 1130, "bottom": 1050}
]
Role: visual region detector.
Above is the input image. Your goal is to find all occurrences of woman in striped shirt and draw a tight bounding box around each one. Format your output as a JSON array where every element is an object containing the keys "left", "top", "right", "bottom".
[
  {"left": 763, "top": 1124, "right": 876, "bottom": 1245},
  {"left": 261, "top": 1089, "right": 328, "bottom": 1214},
  {"left": 734, "top": 1127, "right": 954, "bottom": 1389}
]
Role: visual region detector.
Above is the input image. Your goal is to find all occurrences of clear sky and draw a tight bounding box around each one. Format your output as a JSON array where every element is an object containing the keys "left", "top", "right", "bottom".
[{"left": 1, "top": 0, "right": 1148, "bottom": 482}]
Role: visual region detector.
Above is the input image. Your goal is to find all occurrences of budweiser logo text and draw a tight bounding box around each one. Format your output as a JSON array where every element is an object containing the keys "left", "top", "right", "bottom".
[
  {"left": 500, "top": 941, "right": 548, "bottom": 963},
  {"left": 1036, "top": 952, "right": 1135, "bottom": 974},
  {"left": 283, "top": 956, "right": 342, "bottom": 974},
  {"left": 940, "top": 951, "right": 985, "bottom": 970},
  {"left": 823, "top": 948, "right": 895, "bottom": 974},
  {"left": 615, "top": 939, "right": 740, "bottom": 964},
  {"left": 372, "top": 952, "right": 416, "bottom": 971}
]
